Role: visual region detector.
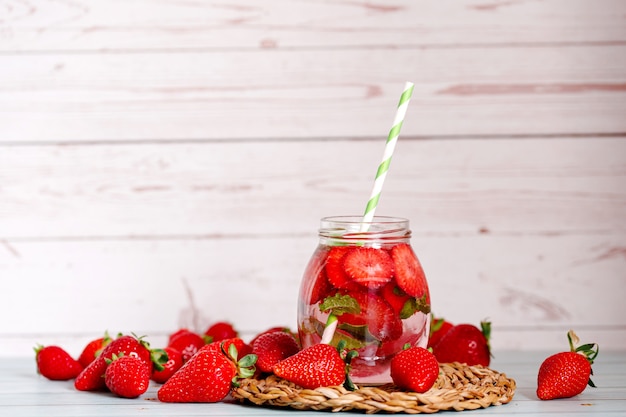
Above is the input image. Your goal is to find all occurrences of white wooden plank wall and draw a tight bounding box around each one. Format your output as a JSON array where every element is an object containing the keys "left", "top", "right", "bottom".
[{"left": 1, "top": 0, "right": 625, "bottom": 357}]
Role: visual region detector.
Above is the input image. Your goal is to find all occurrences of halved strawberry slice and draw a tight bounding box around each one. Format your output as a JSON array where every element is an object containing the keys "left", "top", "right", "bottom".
[
  {"left": 302, "top": 246, "right": 334, "bottom": 304},
  {"left": 343, "top": 247, "right": 394, "bottom": 290},
  {"left": 339, "top": 291, "right": 403, "bottom": 342},
  {"left": 309, "top": 268, "right": 333, "bottom": 304},
  {"left": 380, "top": 282, "right": 411, "bottom": 316},
  {"left": 377, "top": 331, "right": 424, "bottom": 358},
  {"left": 324, "top": 246, "right": 354, "bottom": 289},
  {"left": 390, "top": 243, "right": 427, "bottom": 297}
]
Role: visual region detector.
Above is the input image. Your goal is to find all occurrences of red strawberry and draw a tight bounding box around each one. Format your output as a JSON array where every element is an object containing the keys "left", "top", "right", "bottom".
[
  {"left": 324, "top": 246, "right": 355, "bottom": 289},
  {"left": 309, "top": 268, "right": 333, "bottom": 304},
  {"left": 202, "top": 337, "right": 253, "bottom": 361},
  {"left": 168, "top": 330, "right": 206, "bottom": 363},
  {"left": 381, "top": 283, "right": 411, "bottom": 316},
  {"left": 34, "top": 345, "right": 83, "bottom": 380},
  {"left": 249, "top": 326, "right": 294, "bottom": 347},
  {"left": 78, "top": 332, "right": 112, "bottom": 368},
  {"left": 432, "top": 322, "right": 491, "bottom": 366},
  {"left": 157, "top": 341, "right": 256, "bottom": 403},
  {"left": 204, "top": 321, "right": 238, "bottom": 343},
  {"left": 252, "top": 330, "right": 300, "bottom": 373},
  {"left": 105, "top": 354, "right": 150, "bottom": 398},
  {"left": 428, "top": 316, "right": 454, "bottom": 348},
  {"left": 376, "top": 331, "right": 424, "bottom": 359},
  {"left": 390, "top": 243, "right": 428, "bottom": 298},
  {"left": 339, "top": 291, "right": 403, "bottom": 342},
  {"left": 272, "top": 343, "right": 356, "bottom": 389},
  {"left": 302, "top": 246, "right": 333, "bottom": 304},
  {"left": 343, "top": 247, "right": 394, "bottom": 290},
  {"left": 390, "top": 346, "right": 439, "bottom": 393},
  {"left": 151, "top": 347, "right": 183, "bottom": 384},
  {"left": 167, "top": 328, "right": 191, "bottom": 345},
  {"left": 75, "top": 334, "right": 166, "bottom": 391},
  {"left": 537, "top": 330, "right": 599, "bottom": 400}
]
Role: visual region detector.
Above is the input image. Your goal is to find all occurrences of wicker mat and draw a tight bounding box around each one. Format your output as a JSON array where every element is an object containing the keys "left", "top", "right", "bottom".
[{"left": 231, "top": 362, "right": 516, "bottom": 414}]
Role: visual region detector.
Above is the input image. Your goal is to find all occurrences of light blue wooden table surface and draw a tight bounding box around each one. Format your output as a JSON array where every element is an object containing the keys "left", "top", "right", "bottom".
[{"left": 1, "top": 351, "right": 624, "bottom": 416}]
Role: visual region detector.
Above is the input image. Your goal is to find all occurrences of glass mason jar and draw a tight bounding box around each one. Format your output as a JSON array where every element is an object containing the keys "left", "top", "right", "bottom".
[{"left": 297, "top": 216, "right": 431, "bottom": 385}]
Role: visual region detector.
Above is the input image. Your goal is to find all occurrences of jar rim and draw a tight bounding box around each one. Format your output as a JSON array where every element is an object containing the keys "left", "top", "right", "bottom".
[
  {"left": 319, "top": 215, "right": 411, "bottom": 241},
  {"left": 320, "top": 215, "right": 409, "bottom": 224}
]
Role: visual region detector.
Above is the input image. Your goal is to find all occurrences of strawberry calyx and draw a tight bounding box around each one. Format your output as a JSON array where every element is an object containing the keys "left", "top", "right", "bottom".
[
  {"left": 222, "top": 341, "right": 257, "bottom": 386},
  {"left": 104, "top": 352, "right": 124, "bottom": 365},
  {"left": 567, "top": 330, "right": 599, "bottom": 388},
  {"left": 33, "top": 343, "right": 44, "bottom": 356},
  {"left": 150, "top": 348, "right": 169, "bottom": 372},
  {"left": 430, "top": 316, "right": 447, "bottom": 333},
  {"left": 336, "top": 340, "right": 358, "bottom": 391},
  {"left": 33, "top": 344, "right": 46, "bottom": 375},
  {"left": 94, "top": 331, "right": 113, "bottom": 357},
  {"left": 129, "top": 333, "right": 168, "bottom": 372},
  {"left": 480, "top": 320, "right": 493, "bottom": 358}
]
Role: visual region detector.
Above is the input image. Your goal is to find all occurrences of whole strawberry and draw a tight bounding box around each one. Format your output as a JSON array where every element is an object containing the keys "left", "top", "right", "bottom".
[
  {"left": 34, "top": 345, "right": 84, "bottom": 380},
  {"left": 390, "top": 346, "right": 439, "bottom": 393},
  {"left": 151, "top": 347, "right": 184, "bottom": 384},
  {"left": 158, "top": 341, "right": 256, "bottom": 403},
  {"left": 203, "top": 337, "right": 253, "bottom": 361},
  {"left": 432, "top": 321, "right": 491, "bottom": 366},
  {"left": 249, "top": 326, "right": 295, "bottom": 346},
  {"left": 105, "top": 354, "right": 151, "bottom": 398},
  {"left": 252, "top": 330, "right": 300, "bottom": 373},
  {"left": 204, "top": 321, "right": 238, "bottom": 343},
  {"left": 75, "top": 334, "right": 166, "bottom": 391},
  {"left": 427, "top": 316, "right": 453, "bottom": 348},
  {"left": 168, "top": 329, "right": 207, "bottom": 363},
  {"left": 78, "top": 331, "right": 112, "bottom": 368},
  {"left": 272, "top": 343, "right": 357, "bottom": 390},
  {"left": 537, "top": 330, "right": 599, "bottom": 400}
]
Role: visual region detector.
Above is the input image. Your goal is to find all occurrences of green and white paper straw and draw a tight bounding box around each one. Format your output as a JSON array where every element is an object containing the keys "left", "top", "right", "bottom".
[
  {"left": 360, "top": 81, "right": 414, "bottom": 231},
  {"left": 320, "top": 82, "right": 415, "bottom": 346}
]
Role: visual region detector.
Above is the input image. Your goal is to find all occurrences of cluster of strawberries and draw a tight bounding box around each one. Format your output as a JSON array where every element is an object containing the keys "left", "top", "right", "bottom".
[
  {"left": 34, "top": 322, "right": 248, "bottom": 400},
  {"left": 34, "top": 318, "right": 599, "bottom": 403}
]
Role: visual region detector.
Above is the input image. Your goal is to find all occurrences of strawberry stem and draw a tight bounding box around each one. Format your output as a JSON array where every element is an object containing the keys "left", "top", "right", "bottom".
[
  {"left": 566, "top": 330, "right": 599, "bottom": 388},
  {"left": 567, "top": 330, "right": 599, "bottom": 363}
]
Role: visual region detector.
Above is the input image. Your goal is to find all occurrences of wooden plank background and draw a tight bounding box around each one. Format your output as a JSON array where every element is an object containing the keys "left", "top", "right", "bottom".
[{"left": 1, "top": 0, "right": 625, "bottom": 357}]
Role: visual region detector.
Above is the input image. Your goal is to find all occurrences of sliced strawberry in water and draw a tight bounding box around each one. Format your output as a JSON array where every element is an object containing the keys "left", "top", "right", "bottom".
[
  {"left": 309, "top": 268, "right": 333, "bottom": 304},
  {"left": 343, "top": 247, "right": 394, "bottom": 290},
  {"left": 380, "top": 282, "right": 411, "bottom": 316},
  {"left": 302, "top": 246, "right": 334, "bottom": 304},
  {"left": 340, "top": 291, "right": 403, "bottom": 342},
  {"left": 324, "top": 246, "right": 354, "bottom": 289},
  {"left": 390, "top": 243, "right": 427, "bottom": 297},
  {"left": 377, "top": 331, "right": 425, "bottom": 358}
]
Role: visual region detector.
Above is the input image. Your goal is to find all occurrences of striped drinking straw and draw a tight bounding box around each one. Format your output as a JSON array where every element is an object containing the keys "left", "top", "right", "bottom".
[
  {"left": 360, "top": 81, "right": 414, "bottom": 231},
  {"left": 320, "top": 82, "right": 415, "bottom": 345}
]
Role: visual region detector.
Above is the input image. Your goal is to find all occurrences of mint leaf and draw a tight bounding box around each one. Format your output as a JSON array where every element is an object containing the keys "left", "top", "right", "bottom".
[
  {"left": 319, "top": 293, "right": 361, "bottom": 316},
  {"left": 399, "top": 294, "right": 431, "bottom": 319}
]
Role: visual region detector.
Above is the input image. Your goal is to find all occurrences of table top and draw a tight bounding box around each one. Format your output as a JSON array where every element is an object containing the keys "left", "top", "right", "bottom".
[{"left": 1, "top": 351, "right": 624, "bottom": 416}]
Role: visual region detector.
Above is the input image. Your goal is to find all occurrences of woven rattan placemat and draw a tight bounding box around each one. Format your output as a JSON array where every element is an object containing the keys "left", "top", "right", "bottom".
[{"left": 232, "top": 362, "right": 516, "bottom": 414}]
